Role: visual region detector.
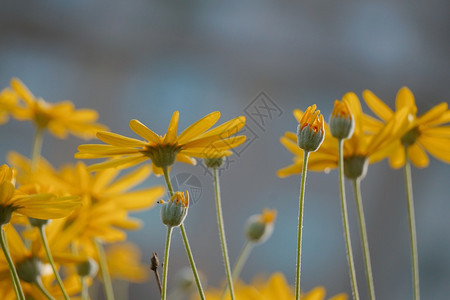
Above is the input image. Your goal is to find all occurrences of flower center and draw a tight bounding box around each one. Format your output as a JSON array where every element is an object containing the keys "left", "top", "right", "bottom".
[{"left": 401, "top": 127, "right": 420, "bottom": 147}]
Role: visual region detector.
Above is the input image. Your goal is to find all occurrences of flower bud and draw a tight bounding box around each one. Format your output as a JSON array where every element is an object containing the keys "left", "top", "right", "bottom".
[
  {"left": 344, "top": 155, "right": 368, "bottom": 180},
  {"left": 77, "top": 258, "right": 99, "bottom": 278},
  {"left": 17, "top": 256, "right": 42, "bottom": 283},
  {"left": 160, "top": 191, "right": 189, "bottom": 227},
  {"left": 329, "top": 100, "right": 354, "bottom": 140},
  {"left": 204, "top": 157, "right": 224, "bottom": 169},
  {"left": 245, "top": 208, "right": 276, "bottom": 243},
  {"left": 297, "top": 105, "right": 325, "bottom": 152}
]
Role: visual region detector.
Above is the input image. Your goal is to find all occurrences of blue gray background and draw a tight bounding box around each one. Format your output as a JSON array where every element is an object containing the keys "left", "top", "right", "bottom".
[{"left": 1, "top": 1, "right": 449, "bottom": 299}]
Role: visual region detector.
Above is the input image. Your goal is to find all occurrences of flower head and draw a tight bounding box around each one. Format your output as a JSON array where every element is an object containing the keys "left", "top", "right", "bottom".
[
  {"left": 297, "top": 105, "right": 325, "bottom": 152},
  {"left": 363, "top": 87, "right": 450, "bottom": 168},
  {"left": 0, "top": 87, "right": 19, "bottom": 125},
  {"left": 76, "top": 111, "right": 246, "bottom": 175},
  {"left": 245, "top": 208, "right": 276, "bottom": 243},
  {"left": 10, "top": 78, "right": 107, "bottom": 139},
  {"left": 329, "top": 100, "right": 354, "bottom": 140},
  {"left": 160, "top": 191, "right": 189, "bottom": 227}
]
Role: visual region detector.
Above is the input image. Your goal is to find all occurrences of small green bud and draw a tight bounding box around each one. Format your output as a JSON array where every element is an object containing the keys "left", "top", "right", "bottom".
[
  {"left": 297, "top": 105, "right": 325, "bottom": 152},
  {"left": 0, "top": 205, "right": 15, "bottom": 226},
  {"left": 160, "top": 191, "right": 189, "bottom": 227},
  {"left": 329, "top": 100, "right": 354, "bottom": 140},
  {"left": 17, "top": 256, "right": 42, "bottom": 283},
  {"left": 245, "top": 209, "right": 276, "bottom": 244},
  {"left": 77, "top": 258, "right": 99, "bottom": 278},
  {"left": 204, "top": 157, "right": 224, "bottom": 169},
  {"left": 344, "top": 155, "right": 368, "bottom": 180},
  {"left": 29, "top": 218, "right": 49, "bottom": 228}
]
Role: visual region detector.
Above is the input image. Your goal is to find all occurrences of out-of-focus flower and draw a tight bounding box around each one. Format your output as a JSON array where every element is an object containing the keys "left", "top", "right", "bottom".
[
  {"left": 9, "top": 78, "right": 107, "bottom": 139},
  {"left": 76, "top": 111, "right": 246, "bottom": 174},
  {"left": 245, "top": 208, "right": 276, "bottom": 243},
  {"left": 106, "top": 242, "right": 149, "bottom": 283},
  {"left": 0, "top": 87, "right": 19, "bottom": 125},
  {"left": 363, "top": 87, "right": 450, "bottom": 168}
]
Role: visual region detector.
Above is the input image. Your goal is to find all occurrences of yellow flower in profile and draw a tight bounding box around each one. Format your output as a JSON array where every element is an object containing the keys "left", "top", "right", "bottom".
[
  {"left": 297, "top": 105, "right": 325, "bottom": 152},
  {"left": 9, "top": 78, "right": 107, "bottom": 139},
  {"left": 202, "top": 272, "right": 347, "bottom": 300},
  {"left": 278, "top": 92, "right": 410, "bottom": 179},
  {"left": 245, "top": 208, "right": 276, "bottom": 243},
  {"left": 0, "top": 87, "right": 19, "bottom": 125},
  {"left": 0, "top": 164, "right": 80, "bottom": 224},
  {"left": 106, "top": 242, "right": 149, "bottom": 283},
  {"left": 363, "top": 87, "right": 450, "bottom": 168},
  {"left": 76, "top": 111, "right": 246, "bottom": 174}
]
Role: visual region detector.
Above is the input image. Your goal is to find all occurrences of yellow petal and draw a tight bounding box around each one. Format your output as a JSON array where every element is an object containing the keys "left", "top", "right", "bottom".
[
  {"left": 280, "top": 136, "right": 302, "bottom": 156},
  {"left": 277, "top": 163, "right": 301, "bottom": 178},
  {"left": 177, "top": 111, "right": 221, "bottom": 144},
  {"left": 293, "top": 109, "right": 304, "bottom": 124},
  {"left": 419, "top": 136, "right": 450, "bottom": 164},
  {"left": 416, "top": 102, "right": 448, "bottom": 126},
  {"left": 10, "top": 78, "right": 35, "bottom": 106},
  {"left": 14, "top": 195, "right": 81, "bottom": 219},
  {"left": 407, "top": 143, "right": 429, "bottom": 168},
  {"left": 105, "top": 165, "right": 152, "bottom": 194},
  {"left": 97, "top": 131, "right": 147, "bottom": 147},
  {"left": 0, "top": 182, "right": 15, "bottom": 205},
  {"left": 343, "top": 92, "right": 363, "bottom": 135},
  {"left": 189, "top": 116, "right": 246, "bottom": 142},
  {"left": 362, "top": 89, "right": 394, "bottom": 122},
  {"left": 395, "top": 87, "right": 417, "bottom": 115},
  {"left": 329, "top": 293, "right": 348, "bottom": 300},
  {"left": 110, "top": 186, "right": 165, "bottom": 210},
  {"left": 303, "top": 286, "right": 326, "bottom": 300},
  {"left": 388, "top": 146, "right": 405, "bottom": 169},
  {"left": 211, "top": 135, "right": 246, "bottom": 150},
  {"left": 176, "top": 153, "right": 197, "bottom": 165},
  {"left": 421, "top": 126, "right": 450, "bottom": 138},
  {"left": 87, "top": 155, "right": 147, "bottom": 171},
  {"left": 129, "top": 119, "right": 161, "bottom": 144},
  {"left": 164, "top": 111, "right": 179, "bottom": 144}
]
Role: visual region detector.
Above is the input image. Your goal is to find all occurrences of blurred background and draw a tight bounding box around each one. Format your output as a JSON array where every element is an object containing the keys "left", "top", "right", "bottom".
[{"left": 0, "top": 0, "right": 449, "bottom": 299}]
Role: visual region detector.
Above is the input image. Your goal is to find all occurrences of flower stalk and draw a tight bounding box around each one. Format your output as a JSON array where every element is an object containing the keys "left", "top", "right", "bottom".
[
  {"left": 94, "top": 238, "right": 115, "bottom": 300},
  {"left": 161, "top": 226, "right": 173, "bottom": 300}
]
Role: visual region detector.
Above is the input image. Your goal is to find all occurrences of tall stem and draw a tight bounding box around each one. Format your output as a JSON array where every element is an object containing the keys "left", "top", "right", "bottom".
[
  {"left": 162, "top": 167, "right": 205, "bottom": 300},
  {"left": 0, "top": 226, "right": 25, "bottom": 300},
  {"left": 352, "top": 179, "right": 375, "bottom": 300},
  {"left": 161, "top": 227, "right": 173, "bottom": 300},
  {"left": 337, "top": 139, "right": 359, "bottom": 300},
  {"left": 81, "top": 277, "right": 89, "bottom": 300},
  {"left": 94, "top": 238, "right": 115, "bottom": 300},
  {"left": 212, "top": 168, "right": 235, "bottom": 300},
  {"left": 231, "top": 240, "right": 253, "bottom": 281},
  {"left": 35, "top": 277, "right": 55, "bottom": 300},
  {"left": 404, "top": 147, "right": 420, "bottom": 300},
  {"left": 295, "top": 151, "right": 309, "bottom": 300},
  {"left": 38, "top": 225, "right": 70, "bottom": 300},
  {"left": 31, "top": 127, "right": 44, "bottom": 170}
]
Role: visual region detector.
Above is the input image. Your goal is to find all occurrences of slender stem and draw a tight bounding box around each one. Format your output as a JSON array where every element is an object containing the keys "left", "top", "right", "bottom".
[
  {"left": 231, "top": 240, "right": 253, "bottom": 281},
  {"left": 161, "top": 227, "right": 173, "bottom": 300},
  {"left": 352, "top": 179, "right": 375, "bottom": 300},
  {"left": 295, "top": 151, "right": 309, "bottom": 300},
  {"left": 94, "top": 238, "right": 115, "bottom": 300},
  {"left": 0, "top": 226, "right": 26, "bottom": 300},
  {"left": 31, "top": 127, "right": 44, "bottom": 170},
  {"left": 38, "top": 225, "right": 70, "bottom": 300},
  {"left": 162, "top": 166, "right": 205, "bottom": 300},
  {"left": 337, "top": 139, "right": 359, "bottom": 300},
  {"left": 81, "top": 277, "right": 89, "bottom": 300},
  {"left": 35, "top": 277, "right": 55, "bottom": 300},
  {"left": 404, "top": 147, "right": 420, "bottom": 300},
  {"left": 212, "top": 168, "right": 235, "bottom": 300},
  {"left": 151, "top": 252, "right": 162, "bottom": 295},
  {"left": 179, "top": 224, "right": 206, "bottom": 300}
]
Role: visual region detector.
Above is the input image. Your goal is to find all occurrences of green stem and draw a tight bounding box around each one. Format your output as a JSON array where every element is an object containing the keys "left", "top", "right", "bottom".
[
  {"left": 295, "top": 151, "right": 309, "bottom": 300},
  {"left": 352, "top": 179, "right": 375, "bottom": 300},
  {"left": 161, "top": 227, "right": 173, "bottom": 300},
  {"left": 212, "top": 168, "right": 235, "bottom": 300},
  {"left": 404, "top": 147, "right": 420, "bottom": 300},
  {"left": 35, "top": 277, "right": 55, "bottom": 300},
  {"left": 162, "top": 166, "right": 205, "bottom": 300},
  {"left": 81, "top": 277, "right": 89, "bottom": 300},
  {"left": 179, "top": 224, "right": 206, "bottom": 300},
  {"left": 0, "top": 226, "right": 25, "bottom": 300},
  {"left": 94, "top": 238, "right": 115, "bottom": 300},
  {"left": 38, "top": 225, "right": 70, "bottom": 300},
  {"left": 31, "top": 127, "right": 44, "bottom": 170},
  {"left": 337, "top": 139, "right": 359, "bottom": 300}
]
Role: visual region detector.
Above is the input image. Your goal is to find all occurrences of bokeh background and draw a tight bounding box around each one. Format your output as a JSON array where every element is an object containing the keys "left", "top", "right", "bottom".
[{"left": 1, "top": 1, "right": 449, "bottom": 299}]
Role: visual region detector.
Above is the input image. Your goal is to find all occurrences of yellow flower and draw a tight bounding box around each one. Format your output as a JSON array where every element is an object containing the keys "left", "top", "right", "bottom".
[
  {"left": 9, "top": 78, "right": 107, "bottom": 139},
  {"left": 0, "top": 87, "right": 19, "bottom": 125},
  {"left": 202, "top": 272, "right": 347, "bottom": 300},
  {"left": 245, "top": 208, "right": 276, "bottom": 243},
  {"left": 0, "top": 164, "right": 80, "bottom": 224},
  {"left": 329, "top": 100, "right": 354, "bottom": 140},
  {"left": 76, "top": 111, "right": 246, "bottom": 174},
  {"left": 106, "top": 242, "right": 149, "bottom": 283},
  {"left": 297, "top": 105, "right": 325, "bottom": 152},
  {"left": 363, "top": 87, "right": 450, "bottom": 168},
  {"left": 278, "top": 93, "right": 410, "bottom": 178}
]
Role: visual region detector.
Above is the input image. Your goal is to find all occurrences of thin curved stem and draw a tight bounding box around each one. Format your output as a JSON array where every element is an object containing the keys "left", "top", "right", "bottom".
[
  {"left": 31, "top": 127, "right": 44, "bottom": 170},
  {"left": 161, "top": 227, "right": 173, "bottom": 300},
  {"left": 404, "top": 147, "right": 420, "bottom": 300},
  {"left": 337, "top": 139, "right": 359, "bottom": 300},
  {"left": 35, "top": 277, "right": 55, "bottom": 300},
  {"left": 163, "top": 166, "right": 174, "bottom": 197},
  {"left": 38, "top": 225, "right": 70, "bottom": 300},
  {"left": 0, "top": 226, "right": 25, "bottom": 300},
  {"left": 94, "top": 238, "right": 115, "bottom": 300},
  {"left": 212, "top": 168, "right": 235, "bottom": 300},
  {"left": 179, "top": 225, "right": 205, "bottom": 300},
  {"left": 352, "top": 179, "right": 375, "bottom": 300},
  {"left": 295, "top": 151, "right": 309, "bottom": 300},
  {"left": 231, "top": 240, "right": 253, "bottom": 281},
  {"left": 81, "top": 277, "right": 89, "bottom": 300}
]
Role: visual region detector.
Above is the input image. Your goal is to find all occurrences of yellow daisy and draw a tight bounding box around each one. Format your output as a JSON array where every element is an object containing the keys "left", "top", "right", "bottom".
[
  {"left": 202, "top": 272, "right": 347, "bottom": 300},
  {"left": 363, "top": 87, "right": 450, "bottom": 168},
  {"left": 278, "top": 92, "right": 410, "bottom": 179},
  {"left": 0, "top": 164, "right": 80, "bottom": 223},
  {"left": 9, "top": 78, "right": 107, "bottom": 139},
  {"left": 106, "top": 242, "right": 149, "bottom": 283},
  {"left": 76, "top": 111, "right": 246, "bottom": 174}
]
